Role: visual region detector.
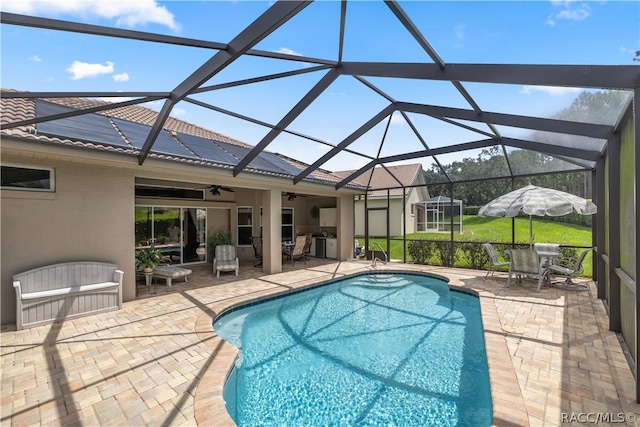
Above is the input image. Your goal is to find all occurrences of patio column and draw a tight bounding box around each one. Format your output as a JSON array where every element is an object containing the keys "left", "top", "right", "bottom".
[
  {"left": 262, "top": 189, "right": 282, "bottom": 274},
  {"left": 337, "top": 195, "right": 354, "bottom": 260}
]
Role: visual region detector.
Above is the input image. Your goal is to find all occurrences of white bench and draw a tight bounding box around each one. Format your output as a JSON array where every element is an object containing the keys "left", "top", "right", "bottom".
[{"left": 13, "top": 261, "right": 123, "bottom": 330}]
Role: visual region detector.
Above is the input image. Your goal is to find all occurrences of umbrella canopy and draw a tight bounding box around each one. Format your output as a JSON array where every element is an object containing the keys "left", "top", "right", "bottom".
[
  {"left": 479, "top": 184, "right": 597, "bottom": 218},
  {"left": 478, "top": 184, "right": 597, "bottom": 245}
]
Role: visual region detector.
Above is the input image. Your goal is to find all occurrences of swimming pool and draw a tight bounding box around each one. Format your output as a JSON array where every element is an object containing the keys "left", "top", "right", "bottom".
[{"left": 214, "top": 272, "right": 492, "bottom": 426}]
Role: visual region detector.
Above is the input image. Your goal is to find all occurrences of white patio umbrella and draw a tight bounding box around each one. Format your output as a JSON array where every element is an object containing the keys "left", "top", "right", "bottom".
[{"left": 478, "top": 184, "right": 597, "bottom": 247}]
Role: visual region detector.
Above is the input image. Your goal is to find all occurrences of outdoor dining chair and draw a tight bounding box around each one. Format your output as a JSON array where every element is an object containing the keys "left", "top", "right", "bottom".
[
  {"left": 482, "top": 243, "right": 510, "bottom": 278},
  {"left": 303, "top": 233, "right": 313, "bottom": 259},
  {"left": 252, "top": 236, "right": 263, "bottom": 267},
  {"left": 506, "top": 248, "right": 546, "bottom": 292},
  {"left": 290, "top": 235, "right": 307, "bottom": 267},
  {"left": 545, "top": 249, "right": 591, "bottom": 285}
]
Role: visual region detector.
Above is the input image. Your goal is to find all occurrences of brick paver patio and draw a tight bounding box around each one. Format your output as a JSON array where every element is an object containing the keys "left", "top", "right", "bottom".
[{"left": 2, "top": 258, "right": 638, "bottom": 426}]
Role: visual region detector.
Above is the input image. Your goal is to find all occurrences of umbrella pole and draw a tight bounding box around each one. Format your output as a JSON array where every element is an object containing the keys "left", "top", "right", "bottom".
[{"left": 529, "top": 215, "right": 533, "bottom": 249}]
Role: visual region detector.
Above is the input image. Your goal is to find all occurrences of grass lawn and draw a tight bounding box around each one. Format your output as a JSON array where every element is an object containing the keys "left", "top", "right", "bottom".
[{"left": 363, "top": 215, "right": 594, "bottom": 276}]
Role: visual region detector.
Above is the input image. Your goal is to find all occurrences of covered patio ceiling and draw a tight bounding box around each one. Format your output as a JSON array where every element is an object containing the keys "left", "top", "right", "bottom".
[{"left": 1, "top": 1, "right": 638, "bottom": 191}]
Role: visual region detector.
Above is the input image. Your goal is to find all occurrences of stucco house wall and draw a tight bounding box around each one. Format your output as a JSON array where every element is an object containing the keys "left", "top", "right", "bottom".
[
  {"left": 353, "top": 170, "right": 429, "bottom": 237},
  {"left": 1, "top": 145, "right": 360, "bottom": 326},
  {"left": 1, "top": 153, "right": 135, "bottom": 325}
]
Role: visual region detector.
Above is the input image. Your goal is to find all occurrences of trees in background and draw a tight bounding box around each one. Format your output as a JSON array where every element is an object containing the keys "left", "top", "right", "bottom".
[{"left": 424, "top": 90, "right": 630, "bottom": 206}]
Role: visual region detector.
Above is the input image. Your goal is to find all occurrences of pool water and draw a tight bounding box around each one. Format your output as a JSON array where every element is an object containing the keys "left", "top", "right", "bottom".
[{"left": 214, "top": 273, "right": 492, "bottom": 426}]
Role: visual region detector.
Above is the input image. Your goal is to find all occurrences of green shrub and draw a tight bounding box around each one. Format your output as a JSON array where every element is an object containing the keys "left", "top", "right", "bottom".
[
  {"left": 433, "top": 241, "right": 456, "bottom": 266},
  {"left": 460, "top": 242, "right": 489, "bottom": 269},
  {"left": 408, "top": 240, "right": 434, "bottom": 264},
  {"left": 463, "top": 206, "right": 481, "bottom": 215}
]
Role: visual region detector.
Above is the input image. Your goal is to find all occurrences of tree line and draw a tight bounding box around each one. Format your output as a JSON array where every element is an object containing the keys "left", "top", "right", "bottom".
[{"left": 423, "top": 90, "right": 630, "bottom": 207}]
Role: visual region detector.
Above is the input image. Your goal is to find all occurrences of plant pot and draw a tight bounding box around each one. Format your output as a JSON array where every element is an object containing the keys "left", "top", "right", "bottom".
[{"left": 143, "top": 267, "right": 153, "bottom": 273}]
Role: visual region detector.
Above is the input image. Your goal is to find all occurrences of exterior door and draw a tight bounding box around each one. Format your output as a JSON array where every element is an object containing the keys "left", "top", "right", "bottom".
[{"left": 365, "top": 207, "right": 389, "bottom": 260}]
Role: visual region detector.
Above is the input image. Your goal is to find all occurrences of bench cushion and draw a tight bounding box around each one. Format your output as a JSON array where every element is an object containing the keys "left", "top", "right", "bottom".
[
  {"left": 153, "top": 266, "right": 192, "bottom": 278},
  {"left": 215, "top": 260, "right": 238, "bottom": 270}
]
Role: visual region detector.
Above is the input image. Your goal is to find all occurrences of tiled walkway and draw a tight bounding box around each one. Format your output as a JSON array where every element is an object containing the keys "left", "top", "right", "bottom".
[{"left": 1, "top": 259, "right": 638, "bottom": 426}]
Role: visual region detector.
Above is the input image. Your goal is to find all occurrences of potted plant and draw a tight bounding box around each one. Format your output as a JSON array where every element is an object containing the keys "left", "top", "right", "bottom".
[
  {"left": 135, "top": 244, "right": 163, "bottom": 272},
  {"left": 207, "top": 229, "right": 233, "bottom": 260}
]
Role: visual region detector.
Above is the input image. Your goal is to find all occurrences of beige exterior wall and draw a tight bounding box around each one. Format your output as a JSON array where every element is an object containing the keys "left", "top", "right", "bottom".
[
  {"left": 1, "top": 154, "right": 135, "bottom": 325},
  {"left": 1, "top": 139, "right": 360, "bottom": 326}
]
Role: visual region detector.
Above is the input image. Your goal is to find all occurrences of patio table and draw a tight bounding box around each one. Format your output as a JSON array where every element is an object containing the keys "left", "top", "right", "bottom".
[{"left": 282, "top": 241, "right": 295, "bottom": 261}]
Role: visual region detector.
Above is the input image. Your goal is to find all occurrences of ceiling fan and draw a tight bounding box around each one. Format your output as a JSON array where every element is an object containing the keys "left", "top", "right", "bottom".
[
  {"left": 209, "top": 185, "right": 234, "bottom": 196},
  {"left": 284, "top": 192, "right": 306, "bottom": 201}
]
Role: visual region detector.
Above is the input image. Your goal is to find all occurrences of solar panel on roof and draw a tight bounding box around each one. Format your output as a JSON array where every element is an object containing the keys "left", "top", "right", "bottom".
[
  {"left": 112, "top": 118, "right": 196, "bottom": 158},
  {"left": 258, "top": 152, "right": 302, "bottom": 176},
  {"left": 177, "top": 133, "right": 239, "bottom": 165},
  {"left": 214, "top": 140, "right": 293, "bottom": 175},
  {"left": 35, "top": 100, "right": 128, "bottom": 148}
]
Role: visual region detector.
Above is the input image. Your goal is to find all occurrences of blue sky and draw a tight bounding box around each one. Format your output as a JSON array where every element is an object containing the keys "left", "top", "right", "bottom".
[{"left": 1, "top": 1, "right": 638, "bottom": 172}]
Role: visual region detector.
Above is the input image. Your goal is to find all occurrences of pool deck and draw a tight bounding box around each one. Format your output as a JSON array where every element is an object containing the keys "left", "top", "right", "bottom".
[{"left": 1, "top": 258, "right": 638, "bottom": 426}]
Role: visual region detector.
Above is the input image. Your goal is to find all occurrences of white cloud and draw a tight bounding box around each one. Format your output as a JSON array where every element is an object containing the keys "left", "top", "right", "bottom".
[
  {"left": 66, "top": 60, "right": 114, "bottom": 80},
  {"left": 619, "top": 46, "right": 634, "bottom": 55},
  {"left": 275, "top": 47, "right": 302, "bottom": 56},
  {"left": 112, "top": 72, "right": 129, "bottom": 82},
  {"left": 390, "top": 113, "right": 406, "bottom": 125},
  {"left": 28, "top": 55, "right": 42, "bottom": 62},
  {"left": 453, "top": 24, "right": 466, "bottom": 40},
  {"left": 547, "top": 1, "right": 590, "bottom": 26},
  {"left": 172, "top": 108, "right": 187, "bottom": 117},
  {"left": 96, "top": 96, "right": 133, "bottom": 103},
  {"left": 520, "top": 85, "right": 582, "bottom": 96},
  {"left": 1, "top": 0, "right": 180, "bottom": 31}
]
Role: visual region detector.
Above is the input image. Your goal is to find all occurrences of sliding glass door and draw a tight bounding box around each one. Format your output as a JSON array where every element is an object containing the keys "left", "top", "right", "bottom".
[{"left": 135, "top": 206, "right": 207, "bottom": 265}]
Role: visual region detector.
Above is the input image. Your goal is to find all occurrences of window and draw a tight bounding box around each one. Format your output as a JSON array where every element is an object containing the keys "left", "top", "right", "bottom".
[
  {"left": 237, "top": 206, "right": 253, "bottom": 246},
  {"left": 1, "top": 164, "right": 54, "bottom": 191},
  {"left": 282, "top": 208, "right": 294, "bottom": 242},
  {"left": 135, "top": 185, "right": 204, "bottom": 200},
  {"left": 259, "top": 207, "right": 294, "bottom": 242}
]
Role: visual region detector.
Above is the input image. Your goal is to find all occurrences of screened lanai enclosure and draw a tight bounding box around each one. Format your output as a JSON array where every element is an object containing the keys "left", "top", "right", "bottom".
[
  {"left": 415, "top": 195, "right": 463, "bottom": 233},
  {"left": 1, "top": 0, "right": 639, "bottom": 401}
]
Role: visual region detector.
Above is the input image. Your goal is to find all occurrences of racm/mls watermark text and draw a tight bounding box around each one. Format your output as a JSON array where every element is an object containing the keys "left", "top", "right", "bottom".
[{"left": 561, "top": 412, "right": 637, "bottom": 424}]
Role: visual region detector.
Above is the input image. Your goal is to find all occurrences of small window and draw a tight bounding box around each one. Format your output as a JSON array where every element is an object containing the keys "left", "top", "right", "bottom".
[
  {"left": 237, "top": 206, "right": 253, "bottom": 246},
  {"left": 1, "top": 165, "right": 54, "bottom": 191},
  {"left": 135, "top": 185, "right": 204, "bottom": 200}
]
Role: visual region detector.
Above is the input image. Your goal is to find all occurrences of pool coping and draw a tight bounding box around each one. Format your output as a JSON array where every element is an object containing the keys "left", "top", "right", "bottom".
[{"left": 193, "top": 268, "right": 529, "bottom": 426}]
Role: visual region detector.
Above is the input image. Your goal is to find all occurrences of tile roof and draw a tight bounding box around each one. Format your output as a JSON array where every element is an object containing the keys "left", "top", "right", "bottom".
[
  {"left": 0, "top": 89, "right": 359, "bottom": 189},
  {"left": 334, "top": 163, "right": 423, "bottom": 198}
]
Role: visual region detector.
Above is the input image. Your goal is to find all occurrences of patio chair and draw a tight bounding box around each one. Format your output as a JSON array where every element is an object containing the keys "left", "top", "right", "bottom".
[
  {"left": 303, "top": 233, "right": 313, "bottom": 259},
  {"left": 545, "top": 249, "right": 591, "bottom": 285},
  {"left": 290, "top": 235, "right": 307, "bottom": 267},
  {"left": 507, "top": 249, "right": 545, "bottom": 292},
  {"left": 213, "top": 244, "right": 239, "bottom": 277},
  {"left": 482, "top": 243, "right": 509, "bottom": 278},
  {"left": 252, "top": 236, "right": 263, "bottom": 267},
  {"left": 354, "top": 239, "right": 365, "bottom": 259}
]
